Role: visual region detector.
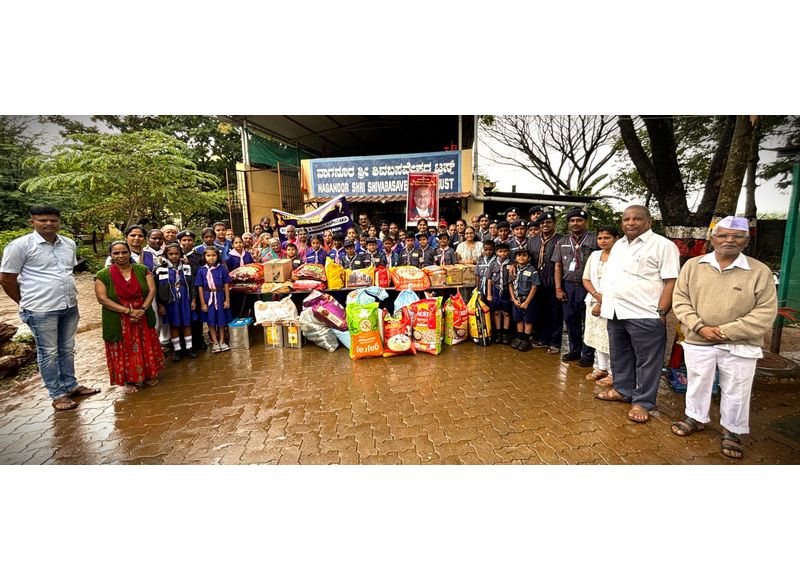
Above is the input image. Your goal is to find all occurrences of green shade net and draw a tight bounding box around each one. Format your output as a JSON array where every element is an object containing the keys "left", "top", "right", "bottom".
[
  {"left": 777, "top": 164, "right": 800, "bottom": 323},
  {"left": 246, "top": 130, "right": 315, "bottom": 167}
]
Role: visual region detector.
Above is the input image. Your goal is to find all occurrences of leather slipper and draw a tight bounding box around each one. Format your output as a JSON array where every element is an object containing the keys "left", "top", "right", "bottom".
[
  {"left": 67, "top": 386, "right": 101, "bottom": 398},
  {"left": 52, "top": 396, "right": 78, "bottom": 411},
  {"left": 628, "top": 404, "right": 650, "bottom": 423},
  {"left": 595, "top": 388, "right": 630, "bottom": 403}
]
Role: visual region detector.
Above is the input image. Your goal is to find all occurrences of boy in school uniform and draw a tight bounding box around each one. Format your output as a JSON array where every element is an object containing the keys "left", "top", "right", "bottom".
[
  {"left": 285, "top": 243, "right": 304, "bottom": 270},
  {"left": 365, "top": 237, "right": 387, "bottom": 268},
  {"left": 382, "top": 235, "right": 400, "bottom": 268},
  {"left": 341, "top": 238, "right": 363, "bottom": 270},
  {"left": 475, "top": 239, "right": 495, "bottom": 300},
  {"left": 509, "top": 247, "right": 540, "bottom": 351},
  {"left": 509, "top": 219, "right": 532, "bottom": 255},
  {"left": 398, "top": 236, "right": 417, "bottom": 266},
  {"left": 486, "top": 241, "right": 513, "bottom": 344},
  {"left": 179, "top": 230, "right": 207, "bottom": 352},
  {"left": 414, "top": 232, "right": 436, "bottom": 267},
  {"left": 435, "top": 233, "right": 458, "bottom": 266},
  {"left": 494, "top": 221, "right": 512, "bottom": 246}
]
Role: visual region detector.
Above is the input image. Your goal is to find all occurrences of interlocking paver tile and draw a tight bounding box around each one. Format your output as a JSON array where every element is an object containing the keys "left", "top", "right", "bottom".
[{"left": 2, "top": 274, "right": 800, "bottom": 464}]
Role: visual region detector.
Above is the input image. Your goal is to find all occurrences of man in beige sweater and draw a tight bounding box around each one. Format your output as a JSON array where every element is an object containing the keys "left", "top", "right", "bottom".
[{"left": 671, "top": 216, "right": 777, "bottom": 459}]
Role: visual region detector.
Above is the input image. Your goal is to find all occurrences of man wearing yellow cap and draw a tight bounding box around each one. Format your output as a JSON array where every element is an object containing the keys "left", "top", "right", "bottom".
[{"left": 670, "top": 216, "right": 777, "bottom": 459}]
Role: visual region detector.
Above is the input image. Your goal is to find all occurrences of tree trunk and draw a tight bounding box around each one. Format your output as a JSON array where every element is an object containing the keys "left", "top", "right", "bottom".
[
  {"left": 616, "top": 115, "right": 689, "bottom": 225},
  {"left": 695, "top": 115, "right": 737, "bottom": 226},
  {"left": 714, "top": 115, "right": 758, "bottom": 218},
  {"left": 744, "top": 118, "right": 760, "bottom": 219}
]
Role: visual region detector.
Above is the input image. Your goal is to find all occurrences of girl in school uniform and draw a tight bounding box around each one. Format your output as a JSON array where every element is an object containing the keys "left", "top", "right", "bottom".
[
  {"left": 226, "top": 236, "right": 255, "bottom": 272},
  {"left": 195, "top": 247, "right": 233, "bottom": 353},
  {"left": 156, "top": 243, "right": 197, "bottom": 362}
]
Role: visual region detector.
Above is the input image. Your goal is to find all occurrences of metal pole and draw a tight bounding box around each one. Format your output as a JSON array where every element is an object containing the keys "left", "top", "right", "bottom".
[
  {"left": 225, "top": 167, "right": 234, "bottom": 229},
  {"left": 770, "top": 161, "right": 800, "bottom": 353},
  {"left": 458, "top": 115, "right": 462, "bottom": 151},
  {"left": 472, "top": 115, "right": 479, "bottom": 195}
]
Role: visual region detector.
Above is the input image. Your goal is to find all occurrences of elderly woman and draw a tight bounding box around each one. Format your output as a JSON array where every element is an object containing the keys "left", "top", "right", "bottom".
[
  {"left": 261, "top": 237, "right": 284, "bottom": 262},
  {"left": 94, "top": 241, "right": 164, "bottom": 394},
  {"left": 456, "top": 226, "right": 482, "bottom": 264}
]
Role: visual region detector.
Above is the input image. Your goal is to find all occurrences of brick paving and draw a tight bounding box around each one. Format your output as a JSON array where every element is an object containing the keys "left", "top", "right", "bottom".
[{"left": 1, "top": 274, "right": 799, "bottom": 465}]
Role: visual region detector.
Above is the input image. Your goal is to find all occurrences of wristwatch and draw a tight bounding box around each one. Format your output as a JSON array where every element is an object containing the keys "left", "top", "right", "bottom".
[{"left": 656, "top": 308, "right": 668, "bottom": 316}]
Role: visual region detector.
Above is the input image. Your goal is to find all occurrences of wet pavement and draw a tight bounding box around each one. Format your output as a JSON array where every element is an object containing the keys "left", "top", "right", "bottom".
[{"left": 2, "top": 274, "right": 800, "bottom": 465}]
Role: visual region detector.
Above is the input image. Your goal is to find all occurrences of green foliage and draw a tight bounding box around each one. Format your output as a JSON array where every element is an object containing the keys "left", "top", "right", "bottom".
[
  {"left": 759, "top": 116, "right": 800, "bottom": 190},
  {"left": 21, "top": 129, "right": 226, "bottom": 232},
  {"left": 611, "top": 116, "right": 727, "bottom": 205},
  {"left": 0, "top": 228, "right": 33, "bottom": 262},
  {"left": 0, "top": 228, "right": 102, "bottom": 271},
  {"left": 89, "top": 115, "right": 241, "bottom": 186},
  {"left": 0, "top": 117, "right": 45, "bottom": 229}
]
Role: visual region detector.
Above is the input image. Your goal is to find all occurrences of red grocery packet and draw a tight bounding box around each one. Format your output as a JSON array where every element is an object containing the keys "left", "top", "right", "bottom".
[{"left": 382, "top": 307, "right": 416, "bottom": 357}]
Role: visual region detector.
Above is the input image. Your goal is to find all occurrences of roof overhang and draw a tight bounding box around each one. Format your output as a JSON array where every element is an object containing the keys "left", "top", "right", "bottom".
[{"left": 219, "top": 115, "right": 475, "bottom": 158}]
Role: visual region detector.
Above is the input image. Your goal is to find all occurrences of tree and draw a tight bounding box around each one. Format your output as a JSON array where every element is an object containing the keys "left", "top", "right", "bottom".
[
  {"left": 480, "top": 115, "right": 620, "bottom": 195},
  {"left": 714, "top": 116, "right": 758, "bottom": 218},
  {"left": 0, "top": 117, "right": 43, "bottom": 229},
  {"left": 88, "top": 115, "right": 241, "bottom": 187},
  {"left": 21, "top": 130, "right": 226, "bottom": 232}
]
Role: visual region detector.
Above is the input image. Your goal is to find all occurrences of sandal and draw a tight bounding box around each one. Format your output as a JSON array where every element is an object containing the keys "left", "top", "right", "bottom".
[
  {"left": 545, "top": 346, "right": 561, "bottom": 355},
  {"left": 628, "top": 404, "right": 650, "bottom": 423},
  {"left": 595, "top": 388, "right": 630, "bottom": 403},
  {"left": 585, "top": 369, "right": 608, "bottom": 381},
  {"left": 720, "top": 432, "right": 743, "bottom": 459},
  {"left": 671, "top": 416, "right": 705, "bottom": 437},
  {"left": 595, "top": 375, "right": 614, "bottom": 388},
  {"left": 122, "top": 384, "right": 140, "bottom": 394},
  {"left": 67, "top": 385, "right": 101, "bottom": 399},
  {"left": 52, "top": 395, "right": 78, "bottom": 411}
]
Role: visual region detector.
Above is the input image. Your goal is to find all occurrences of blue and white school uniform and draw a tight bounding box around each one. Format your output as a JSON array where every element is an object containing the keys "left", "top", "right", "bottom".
[
  {"left": 195, "top": 265, "right": 232, "bottom": 327},
  {"left": 304, "top": 247, "right": 327, "bottom": 265},
  {"left": 225, "top": 250, "right": 254, "bottom": 272},
  {"left": 157, "top": 262, "right": 194, "bottom": 327}
]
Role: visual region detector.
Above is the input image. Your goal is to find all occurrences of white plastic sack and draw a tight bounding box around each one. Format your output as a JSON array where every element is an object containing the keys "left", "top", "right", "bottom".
[
  {"left": 346, "top": 286, "right": 389, "bottom": 306},
  {"left": 393, "top": 289, "right": 420, "bottom": 316},
  {"left": 298, "top": 308, "right": 338, "bottom": 352},
  {"left": 254, "top": 296, "right": 298, "bottom": 324}
]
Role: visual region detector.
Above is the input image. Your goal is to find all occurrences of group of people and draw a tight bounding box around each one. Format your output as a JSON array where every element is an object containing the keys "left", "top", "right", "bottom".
[{"left": 0, "top": 204, "right": 778, "bottom": 459}]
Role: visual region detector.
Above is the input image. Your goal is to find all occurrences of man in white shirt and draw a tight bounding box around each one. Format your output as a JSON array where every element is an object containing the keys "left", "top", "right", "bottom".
[
  {"left": 0, "top": 205, "right": 98, "bottom": 411},
  {"left": 595, "top": 205, "right": 680, "bottom": 423}
]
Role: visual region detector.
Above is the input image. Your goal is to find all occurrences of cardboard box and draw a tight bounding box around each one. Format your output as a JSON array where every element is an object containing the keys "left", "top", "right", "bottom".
[
  {"left": 281, "top": 320, "right": 304, "bottom": 349},
  {"left": 443, "top": 265, "right": 464, "bottom": 286},
  {"left": 263, "top": 259, "right": 293, "bottom": 283},
  {"left": 263, "top": 322, "right": 284, "bottom": 348},
  {"left": 458, "top": 264, "right": 476, "bottom": 287}
]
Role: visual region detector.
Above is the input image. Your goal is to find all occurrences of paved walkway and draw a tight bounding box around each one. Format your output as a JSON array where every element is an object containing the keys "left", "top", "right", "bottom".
[{"left": 1, "top": 275, "right": 799, "bottom": 465}]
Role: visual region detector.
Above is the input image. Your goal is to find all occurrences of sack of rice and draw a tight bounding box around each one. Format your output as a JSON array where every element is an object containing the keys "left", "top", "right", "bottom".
[
  {"left": 346, "top": 302, "right": 384, "bottom": 360},
  {"left": 409, "top": 297, "right": 443, "bottom": 355}
]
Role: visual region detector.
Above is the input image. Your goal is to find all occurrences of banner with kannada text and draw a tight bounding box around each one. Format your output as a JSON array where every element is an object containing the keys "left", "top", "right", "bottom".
[{"left": 272, "top": 195, "right": 353, "bottom": 242}]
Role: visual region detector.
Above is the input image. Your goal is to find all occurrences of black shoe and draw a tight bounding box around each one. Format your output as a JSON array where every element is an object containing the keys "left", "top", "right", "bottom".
[
  {"left": 172, "top": 350, "right": 183, "bottom": 362},
  {"left": 510, "top": 337, "right": 523, "bottom": 349},
  {"left": 577, "top": 358, "right": 594, "bottom": 368},
  {"left": 185, "top": 349, "right": 199, "bottom": 359},
  {"left": 561, "top": 352, "right": 581, "bottom": 362},
  {"left": 518, "top": 341, "right": 532, "bottom": 352},
  {"left": 501, "top": 332, "right": 512, "bottom": 345}
]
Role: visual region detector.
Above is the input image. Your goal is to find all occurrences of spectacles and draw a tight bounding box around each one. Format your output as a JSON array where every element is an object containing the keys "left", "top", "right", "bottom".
[{"left": 713, "top": 233, "right": 748, "bottom": 240}]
